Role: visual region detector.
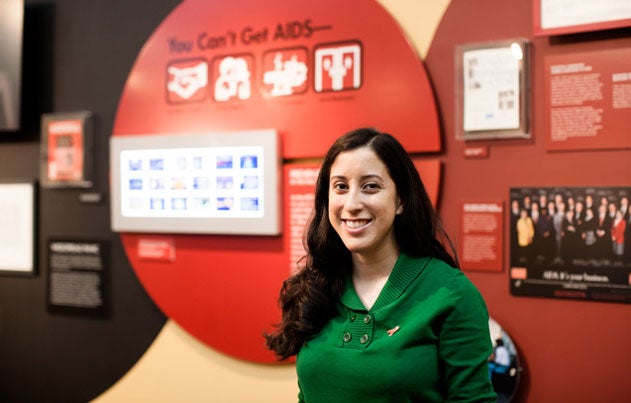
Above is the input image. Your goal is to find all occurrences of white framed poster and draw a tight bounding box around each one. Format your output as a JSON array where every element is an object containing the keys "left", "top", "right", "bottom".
[
  {"left": 0, "top": 181, "right": 36, "bottom": 275},
  {"left": 455, "top": 39, "right": 530, "bottom": 141},
  {"left": 534, "top": 0, "right": 631, "bottom": 36}
]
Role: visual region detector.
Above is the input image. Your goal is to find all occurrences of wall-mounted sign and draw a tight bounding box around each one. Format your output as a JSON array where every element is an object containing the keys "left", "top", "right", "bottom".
[
  {"left": 115, "top": 0, "right": 441, "bottom": 159},
  {"left": 40, "top": 111, "right": 94, "bottom": 188},
  {"left": 459, "top": 201, "right": 503, "bottom": 272},
  {"left": 544, "top": 46, "right": 631, "bottom": 152},
  {"left": 455, "top": 39, "right": 530, "bottom": 141},
  {"left": 113, "top": 0, "right": 443, "bottom": 363},
  {"left": 509, "top": 186, "right": 630, "bottom": 304},
  {"left": 47, "top": 239, "right": 110, "bottom": 316},
  {"left": 533, "top": 0, "right": 631, "bottom": 36}
]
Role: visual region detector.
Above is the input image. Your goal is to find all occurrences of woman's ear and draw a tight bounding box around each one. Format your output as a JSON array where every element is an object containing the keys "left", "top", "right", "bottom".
[{"left": 396, "top": 199, "right": 403, "bottom": 215}]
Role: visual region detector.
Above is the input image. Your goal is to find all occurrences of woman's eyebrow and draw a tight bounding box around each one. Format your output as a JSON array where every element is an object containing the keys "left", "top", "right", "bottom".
[{"left": 330, "top": 173, "right": 383, "bottom": 181}]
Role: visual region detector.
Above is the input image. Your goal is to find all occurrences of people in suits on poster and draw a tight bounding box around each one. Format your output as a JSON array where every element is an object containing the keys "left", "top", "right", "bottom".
[
  {"left": 552, "top": 201, "right": 565, "bottom": 264},
  {"left": 624, "top": 207, "right": 631, "bottom": 264},
  {"left": 538, "top": 194, "right": 548, "bottom": 215},
  {"left": 534, "top": 204, "right": 554, "bottom": 263},
  {"left": 581, "top": 208, "right": 598, "bottom": 260},
  {"left": 511, "top": 189, "right": 630, "bottom": 267},
  {"left": 561, "top": 208, "right": 580, "bottom": 263},
  {"left": 584, "top": 195, "right": 596, "bottom": 216},
  {"left": 510, "top": 199, "right": 521, "bottom": 262},
  {"left": 595, "top": 204, "right": 613, "bottom": 260},
  {"left": 522, "top": 195, "right": 532, "bottom": 215},
  {"left": 566, "top": 196, "right": 576, "bottom": 214},
  {"left": 619, "top": 196, "right": 629, "bottom": 221},
  {"left": 574, "top": 200, "right": 585, "bottom": 227},
  {"left": 611, "top": 210, "right": 626, "bottom": 261},
  {"left": 516, "top": 209, "right": 535, "bottom": 264},
  {"left": 529, "top": 201, "right": 540, "bottom": 250}
]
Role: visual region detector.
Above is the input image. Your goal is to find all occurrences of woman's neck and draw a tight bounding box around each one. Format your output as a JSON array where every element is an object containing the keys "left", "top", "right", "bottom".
[
  {"left": 351, "top": 249, "right": 400, "bottom": 309},
  {"left": 352, "top": 252, "right": 398, "bottom": 280}
]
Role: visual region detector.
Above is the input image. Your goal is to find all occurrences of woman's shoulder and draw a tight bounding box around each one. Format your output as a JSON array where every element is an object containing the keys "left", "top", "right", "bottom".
[{"left": 408, "top": 255, "right": 483, "bottom": 300}]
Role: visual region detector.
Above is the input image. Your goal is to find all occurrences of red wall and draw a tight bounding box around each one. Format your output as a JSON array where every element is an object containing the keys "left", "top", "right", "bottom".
[{"left": 426, "top": 1, "right": 630, "bottom": 402}]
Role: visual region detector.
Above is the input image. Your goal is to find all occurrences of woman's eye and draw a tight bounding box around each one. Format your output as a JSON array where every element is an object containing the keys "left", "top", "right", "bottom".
[
  {"left": 333, "top": 182, "right": 348, "bottom": 191},
  {"left": 363, "top": 183, "right": 380, "bottom": 191}
]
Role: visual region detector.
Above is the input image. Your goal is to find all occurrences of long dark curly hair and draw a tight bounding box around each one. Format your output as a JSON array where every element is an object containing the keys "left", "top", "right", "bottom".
[{"left": 265, "top": 127, "right": 458, "bottom": 360}]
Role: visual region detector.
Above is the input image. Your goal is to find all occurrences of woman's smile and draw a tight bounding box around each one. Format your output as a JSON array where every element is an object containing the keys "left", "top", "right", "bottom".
[{"left": 342, "top": 219, "right": 372, "bottom": 232}]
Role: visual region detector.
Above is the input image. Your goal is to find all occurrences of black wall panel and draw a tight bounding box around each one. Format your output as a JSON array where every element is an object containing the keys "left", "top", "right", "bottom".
[{"left": 0, "top": 1, "right": 181, "bottom": 402}]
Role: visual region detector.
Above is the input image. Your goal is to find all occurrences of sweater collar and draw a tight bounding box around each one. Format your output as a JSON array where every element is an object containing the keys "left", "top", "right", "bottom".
[{"left": 340, "top": 252, "right": 430, "bottom": 311}]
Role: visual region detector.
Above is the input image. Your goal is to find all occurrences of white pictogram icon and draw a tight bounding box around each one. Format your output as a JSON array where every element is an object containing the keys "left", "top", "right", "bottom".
[
  {"left": 214, "top": 57, "right": 251, "bottom": 101},
  {"left": 314, "top": 44, "right": 361, "bottom": 92},
  {"left": 263, "top": 53, "right": 308, "bottom": 96},
  {"left": 167, "top": 62, "right": 208, "bottom": 99}
]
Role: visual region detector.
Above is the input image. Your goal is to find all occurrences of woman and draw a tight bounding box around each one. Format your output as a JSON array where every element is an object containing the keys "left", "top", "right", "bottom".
[
  {"left": 611, "top": 209, "right": 626, "bottom": 259},
  {"left": 516, "top": 208, "right": 534, "bottom": 264},
  {"left": 266, "top": 128, "right": 496, "bottom": 402}
]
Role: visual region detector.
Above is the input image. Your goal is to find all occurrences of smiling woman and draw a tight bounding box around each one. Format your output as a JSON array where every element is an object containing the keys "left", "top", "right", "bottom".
[
  {"left": 265, "top": 127, "right": 497, "bottom": 403},
  {"left": 329, "top": 146, "right": 403, "bottom": 309},
  {"left": 328, "top": 147, "right": 402, "bottom": 262}
]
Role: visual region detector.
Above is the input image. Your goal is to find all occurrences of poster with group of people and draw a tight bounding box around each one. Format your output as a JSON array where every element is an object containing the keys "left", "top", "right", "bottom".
[{"left": 509, "top": 186, "right": 631, "bottom": 303}]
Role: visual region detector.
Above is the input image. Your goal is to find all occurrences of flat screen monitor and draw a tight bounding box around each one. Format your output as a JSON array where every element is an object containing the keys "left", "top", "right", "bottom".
[
  {"left": 110, "top": 130, "right": 281, "bottom": 236},
  {"left": 0, "top": 0, "right": 23, "bottom": 131}
]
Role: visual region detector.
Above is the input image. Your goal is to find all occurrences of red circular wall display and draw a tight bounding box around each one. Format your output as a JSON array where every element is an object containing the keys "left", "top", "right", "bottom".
[{"left": 113, "top": 0, "right": 442, "bottom": 363}]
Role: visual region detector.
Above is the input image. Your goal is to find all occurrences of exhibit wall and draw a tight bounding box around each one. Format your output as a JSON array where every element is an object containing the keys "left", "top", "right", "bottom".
[{"left": 0, "top": 1, "right": 628, "bottom": 403}]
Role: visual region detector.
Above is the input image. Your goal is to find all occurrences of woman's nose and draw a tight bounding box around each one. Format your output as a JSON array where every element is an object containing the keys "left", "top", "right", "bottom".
[{"left": 344, "top": 187, "right": 363, "bottom": 211}]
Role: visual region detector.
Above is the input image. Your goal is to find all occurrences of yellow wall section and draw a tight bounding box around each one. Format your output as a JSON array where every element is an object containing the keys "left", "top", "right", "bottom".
[
  {"left": 92, "top": 321, "right": 298, "bottom": 402},
  {"left": 378, "top": 0, "right": 450, "bottom": 59},
  {"left": 92, "top": 1, "right": 449, "bottom": 401}
]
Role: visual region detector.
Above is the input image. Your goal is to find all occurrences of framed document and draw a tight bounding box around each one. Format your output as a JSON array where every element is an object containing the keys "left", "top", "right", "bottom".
[
  {"left": 0, "top": 181, "right": 36, "bottom": 276},
  {"left": 40, "top": 111, "right": 94, "bottom": 188},
  {"left": 455, "top": 39, "right": 530, "bottom": 141},
  {"left": 534, "top": 0, "right": 631, "bottom": 36}
]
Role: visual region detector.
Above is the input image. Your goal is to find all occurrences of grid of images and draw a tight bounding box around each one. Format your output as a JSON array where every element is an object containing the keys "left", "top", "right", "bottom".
[{"left": 120, "top": 146, "right": 264, "bottom": 218}]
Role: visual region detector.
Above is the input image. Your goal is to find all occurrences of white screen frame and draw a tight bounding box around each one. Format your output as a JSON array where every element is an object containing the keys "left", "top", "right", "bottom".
[{"left": 110, "top": 130, "right": 281, "bottom": 235}]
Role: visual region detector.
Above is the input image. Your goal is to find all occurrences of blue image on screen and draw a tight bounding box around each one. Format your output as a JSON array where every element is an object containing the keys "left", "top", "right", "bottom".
[
  {"left": 128, "top": 159, "right": 142, "bottom": 170},
  {"left": 129, "top": 178, "right": 143, "bottom": 190},
  {"left": 150, "top": 158, "right": 164, "bottom": 170},
  {"left": 217, "top": 197, "right": 234, "bottom": 211},
  {"left": 149, "top": 178, "right": 164, "bottom": 190},
  {"left": 240, "top": 155, "right": 258, "bottom": 168},
  {"left": 216, "top": 155, "right": 233, "bottom": 169},
  {"left": 217, "top": 176, "right": 234, "bottom": 190},
  {"left": 241, "top": 197, "right": 259, "bottom": 211},
  {"left": 150, "top": 198, "right": 165, "bottom": 210}
]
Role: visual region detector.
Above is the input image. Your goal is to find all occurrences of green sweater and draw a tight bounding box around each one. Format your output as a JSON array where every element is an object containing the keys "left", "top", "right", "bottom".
[{"left": 296, "top": 253, "right": 497, "bottom": 403}]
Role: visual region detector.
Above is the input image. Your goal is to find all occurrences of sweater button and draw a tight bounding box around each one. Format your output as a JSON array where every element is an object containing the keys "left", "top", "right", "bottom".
[
  {"left": 363, "top": 314, "right": 372, "bottom": 324},
  {"left": 360, "top": 334, "right": 369, "bottom": 344},
  {"left": 343, "top": 332, "right": 352, "bottom": 343},
  {"left": 350, "top": 314, "right": 356, "bottom": 322}
]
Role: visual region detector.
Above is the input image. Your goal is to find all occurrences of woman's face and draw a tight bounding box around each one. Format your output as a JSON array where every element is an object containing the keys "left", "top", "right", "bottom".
[{"left": 328, "top": 146, "right": 402, "bottom": 259}]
